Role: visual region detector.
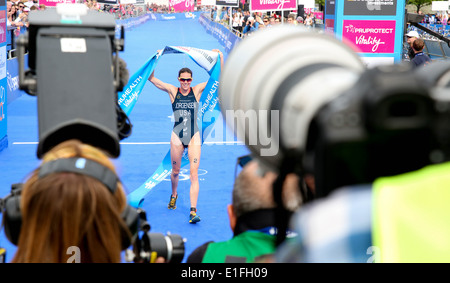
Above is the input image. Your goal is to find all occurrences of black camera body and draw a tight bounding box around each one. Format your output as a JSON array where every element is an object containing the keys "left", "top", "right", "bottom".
[
  {"left": 309, "top": 64, "right": 450, "bottom": 197},
  {"left": 17, "top": 6, "right": 130, "bottom": 158}
]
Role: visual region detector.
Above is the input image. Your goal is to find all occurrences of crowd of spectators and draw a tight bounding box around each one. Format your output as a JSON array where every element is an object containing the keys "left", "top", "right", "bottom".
[
  {"left": 218, "top": 7, "right": 321, "bottom": 38},
  {"left": 7, "top": 0, "right": 45, "bottom": 35},
  {"left": 419, "top": 11, "right": 450, "bottom": 26}
]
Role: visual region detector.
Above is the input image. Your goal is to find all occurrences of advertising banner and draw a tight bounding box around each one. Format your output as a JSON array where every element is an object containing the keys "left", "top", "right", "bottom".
[
  {"left": 169, "top": 0, "right": 195, "bottom": 12},
  {"left": 342, "top": 20, "right": 396, "bottom": 53},
  {"left": 0, "top": 10, "right": 5, "bottom": 44},
  {"left": 39, "top": 0, "right": 77, "bottom": 7},
  {"left": 333, "top": 0, "right": 405, "bottom": 66},
  {"left": 0, "top": 76, "right": 5, "bottom": 148},
  {"left": 0, "top": 2, "right": 6, "bottom": 152},
  {"left": 250, "top": 0, "right": 297, "bottom": 11}
]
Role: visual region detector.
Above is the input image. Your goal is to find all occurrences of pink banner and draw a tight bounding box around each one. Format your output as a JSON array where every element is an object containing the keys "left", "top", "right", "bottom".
[
  {"left": 314, "top": 12, "right": 323, "bottom": 20},
  {"left": 325, "top": 18, "right": 334, "bottom": 34},
  {"left": 0, "top": 11, "right": 6, "bottom": 44},
  {"left": 342, "top": 20, "right": 396, "bottom": 53},
  {"left": 251, "top": 0, "right": 297, "bottom": 11},
  {"left": 169, "top": 0, "right": 194, "bottom": 12},
  {"left": 39, "top": 0, "right": 77, "bottom": 7}
]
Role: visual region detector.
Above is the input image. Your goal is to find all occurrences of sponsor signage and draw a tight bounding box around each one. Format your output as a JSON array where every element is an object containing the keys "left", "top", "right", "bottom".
[
  {"left": 342, "top": 20, "right": 396, "bottom": 53},
  {"left": 250, "top": 0, "right": 297, "bottom": 11}
]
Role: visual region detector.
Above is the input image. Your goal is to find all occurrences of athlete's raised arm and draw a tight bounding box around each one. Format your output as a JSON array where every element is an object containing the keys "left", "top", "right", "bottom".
[{"left": 148, "top": 70, "right": 178, "bottom": 102}]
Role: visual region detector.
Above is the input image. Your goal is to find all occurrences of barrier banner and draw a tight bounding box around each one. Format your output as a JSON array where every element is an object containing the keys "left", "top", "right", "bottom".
[
  {"left": 38, "top": 0, "right": 77, "bottom": 7},
  {"left": 198, "top": 13, "right": 241, "bottom": 54},
  {"left": 118, "top": 46, "right": 222, "bottom": 207},
  {"left": 0, "top": 2, "right": 6, "bottom": 153}
]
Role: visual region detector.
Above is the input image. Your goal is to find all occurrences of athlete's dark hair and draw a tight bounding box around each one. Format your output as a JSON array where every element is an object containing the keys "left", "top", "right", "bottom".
[{"left": 178, "top": 68, "right": 193, "bottom": 77}]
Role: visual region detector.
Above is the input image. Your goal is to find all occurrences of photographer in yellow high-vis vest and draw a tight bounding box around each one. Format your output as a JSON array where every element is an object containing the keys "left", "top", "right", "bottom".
[
  {"left": 372, "top": 163, "right": 450, "bottom": 263},
  {"left": 272, "top": 60, "right": 450, "bottom": 263}
]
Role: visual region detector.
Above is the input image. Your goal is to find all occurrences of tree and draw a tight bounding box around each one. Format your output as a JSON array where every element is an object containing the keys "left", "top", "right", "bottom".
[{"left": 408, "top": 0, "right": 434, "bottom": 13}]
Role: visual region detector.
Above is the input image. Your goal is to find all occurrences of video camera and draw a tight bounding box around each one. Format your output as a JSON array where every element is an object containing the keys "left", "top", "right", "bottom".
[
  {"left": 17, "top": 4, "right": 131, "bottom": 158},
  {"left": 219, "top": 26, "right": 450, "bottom": 241}
]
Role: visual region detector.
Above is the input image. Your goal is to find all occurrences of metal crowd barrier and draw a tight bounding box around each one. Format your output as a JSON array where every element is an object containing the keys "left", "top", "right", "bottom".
[{"left": 424, "top": 39, "right": 450, "bottom": 60}]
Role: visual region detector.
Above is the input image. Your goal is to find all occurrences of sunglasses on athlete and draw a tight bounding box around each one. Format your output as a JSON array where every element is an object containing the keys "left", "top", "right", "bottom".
[{"left": 179, "top": 77, "right": 192, "bottom": 82}]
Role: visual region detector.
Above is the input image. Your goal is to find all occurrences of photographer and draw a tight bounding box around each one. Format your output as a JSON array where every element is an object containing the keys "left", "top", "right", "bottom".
[
  {"left": 220, "top": 25, "right": 450, "bottom": 263},
  {"left": 6, "top": 140, "right": 133, "bottom": 262},
  {"left": 186, "top": 158, "right": 302, "bottom": 263},
  {"left": 243, "top": 16, "right": 258, "bottom": 35}
]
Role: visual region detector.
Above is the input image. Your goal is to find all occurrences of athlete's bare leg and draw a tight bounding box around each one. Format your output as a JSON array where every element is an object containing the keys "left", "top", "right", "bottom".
[
  {"left": 188, "top": 132, "right": 202, "bottom": 209},
  {"left": 170, "top": 132, "right": 185, "bottom": 198}
]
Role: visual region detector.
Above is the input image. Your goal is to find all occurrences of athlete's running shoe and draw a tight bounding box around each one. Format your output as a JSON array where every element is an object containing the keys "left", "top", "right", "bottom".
[
  {"left": 189, "top": 208, "right": 201, "bottom": 224},
  {"left": 168, "top": 194, "right": 178, "bottom": 210}
]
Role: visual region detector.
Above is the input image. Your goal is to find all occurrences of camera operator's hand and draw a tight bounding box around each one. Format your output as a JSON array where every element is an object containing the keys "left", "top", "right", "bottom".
[{"left": 155, "top": 257, "right": 165, "bottom": 263}]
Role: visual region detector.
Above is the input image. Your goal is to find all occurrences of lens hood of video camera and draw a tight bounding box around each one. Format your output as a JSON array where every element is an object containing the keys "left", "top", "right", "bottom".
[
  {"left": 147, "top": 233, "right": 185, "bottom": 263},
  {"left": 219, "top": 26, "right": 365, "bottom": 172}
]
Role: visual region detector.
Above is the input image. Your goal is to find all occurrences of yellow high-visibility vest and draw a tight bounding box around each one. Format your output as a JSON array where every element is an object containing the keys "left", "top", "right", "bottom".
[{"left": 373, "top": 162, "right": 450, "bottom": 263}]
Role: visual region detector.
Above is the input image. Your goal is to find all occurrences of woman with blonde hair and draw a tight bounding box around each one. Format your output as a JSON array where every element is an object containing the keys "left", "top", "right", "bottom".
[{"left": 11, "top": 139, "right": 132, "bottom": 263}]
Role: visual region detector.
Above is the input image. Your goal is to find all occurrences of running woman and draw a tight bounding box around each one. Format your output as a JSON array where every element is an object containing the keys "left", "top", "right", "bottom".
[{"left": 148, "top": 49, "right": 223, "bottom": 223}]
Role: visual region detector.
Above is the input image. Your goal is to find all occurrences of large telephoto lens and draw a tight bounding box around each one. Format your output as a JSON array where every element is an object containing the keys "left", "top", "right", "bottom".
[{"left": 219, "top": 26, "right": 365, "bottom": 173}]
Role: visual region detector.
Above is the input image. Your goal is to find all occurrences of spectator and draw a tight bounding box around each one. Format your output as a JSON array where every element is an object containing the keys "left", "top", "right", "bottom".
[
  {"left": 232, "top": 9, "right": 243, "bottom": 35},
  {"left": 304, "top": 14, "right": 313, "bottom": 28},
  {"left": 7, "top": 3, "right": 18, "bottom": 24},
  {"left": 17, "top": 2, "right": 24, "bottom": 15},
  {"left": 406, "top": 30, "right": 419, "bottom": 60},
  {"left": 186, "top": 159, "right": 302, "bottom": 263},
  {"left": 411, "top": 37, "right": 432, "bottom": 68},
  {"left": 232, "top": 12, "right": 241, "bottom": 35},
  {"left": 269, "top": 16, "right": 276, "bottom": 26},
  {"left": 14, "top": 6, "right": 29, "bottom": 29},
  {"left": 243, "top": 16, "right": 258, "bottom": 35},
  {"left": 255, "top": 15, "right": 264, "bottom": 26},
  {"left": 287, "top": 13, "right": 297, "bottom": 25},
  {"left": 242, "top": 10, "right": 250, "bottom": 26},
  {"left": 263, "top": 16, "right": 272, "bottom": 28}
]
